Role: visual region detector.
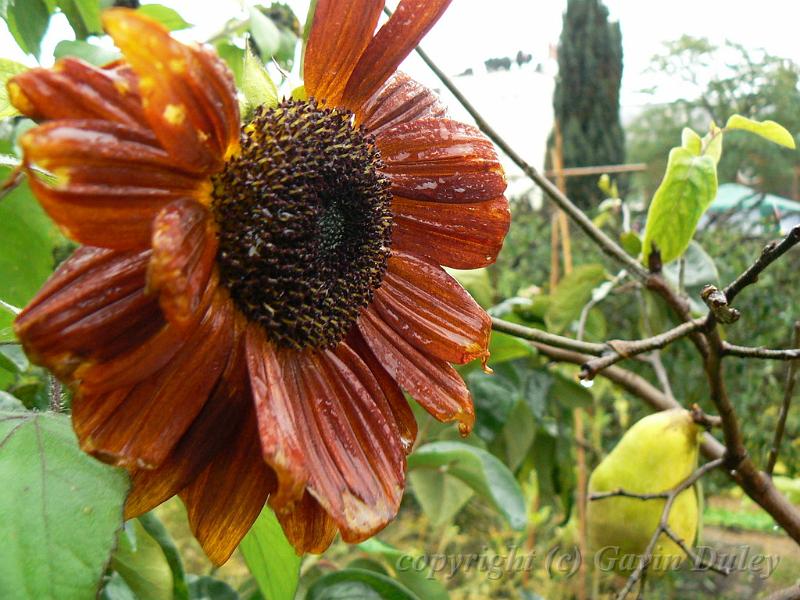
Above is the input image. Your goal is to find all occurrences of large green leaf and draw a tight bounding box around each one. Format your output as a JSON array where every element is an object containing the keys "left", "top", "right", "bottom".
[
  {"left": 5, "top": 0, "right": 52, "bottom": 58},
  {"left": 0, "top": 178, "right": 63, "bottom": 342},
  {"left": 0, "top": 411, "right": 129, "bottom": 599},
  {"left": 409, "top": 467, "right": 474, "bottom": 527},
  {"left": 641, "top": 146, "right": 718, "bottom": 265},
  {"left": 110, "top": 520, "right": 173, "bottom": 600},
  {"left": 725, "top": 114, "right": 796, "bottom": 149},
  {"left": 239, "top": 505, "right": 301, "bottom": 600},
  {"left": 0, "top": 58, "right": 28, "bottom": 118},
  {"left": 58, "top": 0, "right": 102, "bottom": 39},
  {"left": 408, "top": 441, "right": 526, "bottom": 529},
  {"left": 544, "top": 263, "right": 606, "bottom": 334},
  {"left": 306, "top": 568, "right": 421, "bottom": 600}
]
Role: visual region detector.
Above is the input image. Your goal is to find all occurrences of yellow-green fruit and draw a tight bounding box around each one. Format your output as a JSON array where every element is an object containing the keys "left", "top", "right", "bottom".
[{"left": 587, "top": 408, "right": 701, "bottom": 575}]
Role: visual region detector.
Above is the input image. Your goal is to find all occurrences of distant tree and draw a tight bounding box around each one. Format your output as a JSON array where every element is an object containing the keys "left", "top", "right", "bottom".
[
  {"left": 627, "top": 37, "right": 800, "bottom": 200},
  {"left": 547, "top": 0, "right": 625, "bottom": 208}
]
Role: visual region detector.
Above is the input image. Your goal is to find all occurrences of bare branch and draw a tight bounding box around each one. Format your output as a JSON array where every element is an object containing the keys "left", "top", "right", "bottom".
[
  {"left": 722, "top": 343, "right": 800, "bottom": 360},
  {"left": 766, "top": 322, "right": 800, "bottom": 475},
  {"left": 724, "top": 225, "right": 800, "bottom": 303},
  {"left": 490, "top": 317, "right": 605, "bottom": 356}
]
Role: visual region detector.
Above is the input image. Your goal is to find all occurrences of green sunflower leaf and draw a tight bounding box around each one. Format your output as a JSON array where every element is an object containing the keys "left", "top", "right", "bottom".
[
  {"left": 239, "top": 505, "right": 301, "bottom": 600},
  {"left": 408, "top": 441, "right": 527, "bottom": 530},
  {"left": 54, "top": 39, "right": 121, "bottom": 66},
  {"left": 306, "top": 568, "right": 421, "bottom": 600},
  {"left": 58, "top": 0, "right": 103, "bottom": 40},
  {"left": 109, "top": 519, "right": 174, "bottom": 600},
  {"left": 136, "top": 4, "right": 192, "bottom": 31},
  {"left": 4, "top": 0, "right": 52, "bottom": 58},
  {"left": 0, "top": 58, "right": 29, "bottom": 119},
  {"left": 0, "top": 411, "right": 130, "bottom": 600}
]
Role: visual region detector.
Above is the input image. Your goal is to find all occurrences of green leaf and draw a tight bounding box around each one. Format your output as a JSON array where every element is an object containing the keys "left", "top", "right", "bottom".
[
  {"left": 136, "top": 4, "right": 191, "bottom": 31},
  {"left": 466, "top": 370, "right": 517, "bottom": 442},
  {"left": 111, "top": 520, "right": 174, "bottom": 600},
  {"left": 0, "top": 58, "right": 28, "bottom": 118},
  {"left": 641, "top": 146, "right": 718, "bottom": 265},
  {"left": 58, "top": 0, "right": 102, "bottom": 39},
  {"left": 215, "top": 41, "right": 245, "bottom": 87},
  {"left": 619, "top": 230, "right": 642, "bottom": 257},
  {"left": 681, "top": 127, "right": 702, "bottom": 155},
  {"left": 5, "top": 0, "right": 52, "bottom": 58},
  {"left": 0, "top": 179, "right": 63, "bottom": 342},
  {"left": 549, "top": 372, "right": 592, "bottom": 410},
  {"left": 138, "top": 512, "right": 189, "bottom": 600},
  {"left": 239, "top": 505, "right": 300, "bottom": 600},
  {"left": 249, "top": 7, "right": 282, "bottom": 59},
  {"left": 701, "top": 122, "right": 723, "bottom": 165},
  {"left": 498, "top": 399, "right": 536, "bottom": 472},
  {"left": 54, "top": 39, "right": 121, "bottom": 66},
  {"left": 241, "top": 45, "right": 278, "bottom": 118},
  {"left": 544, "top": 263, "right": 606, "bottom": 333},
  {"left": 409, "top": 468, "right": 474, "bottom": 527},
  {"left": 725, "top": 114, "right": 796, "bottom": 149},
  {"left": 0, "top": 343, "right": 27, "bottom": 372},
  {"left": 0, "top": 390, "right": 25, "bottom": 411},
  {"left": 408, "top": 441, "right": 526, "bottom": 529},
  {"left": 186, "top": 575, "right": 239, "bottom": 600},
  {"left": 0, "top": 411, "right": 129, "bottom": 599},
  {"left": 357, "top": 539, "right": 450, "bottom": 600},
  {"left": 306, "top": 568, "right": 421, "bottom": 600}
]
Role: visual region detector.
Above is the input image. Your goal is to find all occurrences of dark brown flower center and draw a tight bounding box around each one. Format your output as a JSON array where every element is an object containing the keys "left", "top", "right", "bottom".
[{"left": 211, "top": 99, "right": 393, "bottom": 350}]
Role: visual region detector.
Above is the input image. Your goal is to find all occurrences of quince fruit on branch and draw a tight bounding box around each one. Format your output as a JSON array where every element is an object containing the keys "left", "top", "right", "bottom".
[{"left": 587, "top": 408, "right": 702, "bottom": 575}]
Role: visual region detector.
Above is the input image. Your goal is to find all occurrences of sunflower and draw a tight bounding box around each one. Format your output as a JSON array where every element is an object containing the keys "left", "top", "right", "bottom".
[{"left": 8, "top": 1, "right": 509, "bottom": 563}]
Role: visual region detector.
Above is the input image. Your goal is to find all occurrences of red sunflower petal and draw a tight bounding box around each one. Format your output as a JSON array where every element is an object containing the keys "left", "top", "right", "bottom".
[
  {"left": 275, "top": 492, "right": 338, "bottom": 555},
  {"left": 73, "top": 290, "right": 235, "bottom": 469},
  {"left": 357, "top": 305, "right": 475, "bottom": 434},
  {"left": 303, "top": 0, "right": 384, "bottom": 105},
  {"left": 180, "top": 417, "right": 277, "bottom": 565},
  {"left": 7, "top": 57, "right": 146, "bottom": 127},
  {"left": 125, "top": 312, "right": 249, "bottom": 517},
  {"left": 339, "top": 0, "right": 452, "bottom": 112},
  {"left": 391, "top": 194, "right": 510, "bottom": 269},
  {"left": 148, "top": 199, "right": 218, "bottom": 328},
  {"left": 345, "top": 329, "right": 418, "bottom": 453},
  {"left": 20, "top": 120, "right": 208, "bottom": 250},
  {"left": 356, "top": 71, "right": 446, "bottom": 136},
  {"left": 377, "top": 117, "right": 506, "bottom": 203},
  {"left": 247, "top": 330, "right": 405, "bottom": 543},
  {"left": 103, "top": 9, "right": 239, "bottom": 174},
  {"left": 373, "top": 251, "right": 490, "bottom": 365},
  {"left": 14, "top": 247, "right": 162, "bottom": 379}
]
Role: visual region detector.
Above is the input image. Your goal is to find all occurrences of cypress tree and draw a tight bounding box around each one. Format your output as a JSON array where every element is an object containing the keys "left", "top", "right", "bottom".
[{"left": 547, "top": 0, "right": 625, "bottom": 208}]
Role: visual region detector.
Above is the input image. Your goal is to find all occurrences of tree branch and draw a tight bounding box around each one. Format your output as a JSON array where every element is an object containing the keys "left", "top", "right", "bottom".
[
  {"left": 722, "top": 343, "right": 800, "bottom": 360},
  {"left": 766, "top": 322, "right": 800, "bottom": 475},
  {"left": 490, "top": 317, "right": 605, "bottom": 355}
]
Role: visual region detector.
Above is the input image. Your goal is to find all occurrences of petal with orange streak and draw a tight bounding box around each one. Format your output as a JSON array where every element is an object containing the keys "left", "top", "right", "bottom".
[
  {"left": 21, "top": 120, "right": 207, "bottom": 250},
  {"left": 377, "top": 118, "right": 506, "bottom": 203},
  {"left": 356, "top": 72, "right": 446, "bottom": 137},
  {"left": 373, "top": 251, "right": 490, "bottom": 365},
  {"left": 148, "top": 199, "right": 218, "bottom": 328},
  {"left": 72, "top": 290, "right": 235, "bottom": 470},
  {"left": 8, "top": 57, "right": 146, "bottom": 127},
  {"left": 357, "top": 305, "right": 475, "bottom": 434},
  {"left": 275, "top": 492, "right": 338, "bottom": 555},
  {"left": 14, "top": 247, "right": 163, "bottom": 380},
  {"left": 180, "top": 417, "right": 277, "bottom": 565},
  {"left": 303, "top": 0, "right": 383, "bottom": 105},
  {"left": 247, "top": 330, "right": 405, "bottom": 543},
  {"left": 103, "top": 9, "right": 239, "bottom": 174},
  {"left": 340, "top": 0, "right": 452, "bottom": 112},
  {"left": 125, "top": 313, "right": 249, "bottom": 517},
  {"left": 391, "top": 195, "right": 510, "bottom": 269}
]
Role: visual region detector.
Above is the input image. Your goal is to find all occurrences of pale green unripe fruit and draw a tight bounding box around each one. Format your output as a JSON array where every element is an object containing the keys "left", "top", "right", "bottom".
[{"left": 587, "top": 408, "right": 702, "bottom": 575}]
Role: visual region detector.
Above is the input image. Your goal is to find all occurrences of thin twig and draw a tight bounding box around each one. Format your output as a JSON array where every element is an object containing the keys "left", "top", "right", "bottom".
[
  {"left": 724, "top": 225, "right": 800, "bottom": 303},
  {"left": 722, "top": 343, "right": 800, "bottom": 361},
  {"left": 614, "top": 458, "right": 727, "bottom": 599},
  {"left": 766, "top": 322, "right": 800, "bottom": 475},
  {"left": 580, "top": 318, "right": 706, "bottom": 379},
  {"left": 589, "top": 489, "right": 668, "bottom": 502},
  {"left": 490, "top": 317, "right": 605, "bottom": 355}
]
